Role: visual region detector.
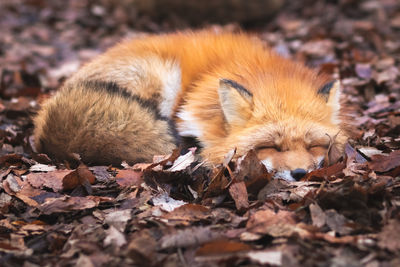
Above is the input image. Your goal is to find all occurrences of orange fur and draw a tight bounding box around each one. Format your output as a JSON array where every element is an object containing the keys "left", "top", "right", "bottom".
[{"left": 34, "top": 31, "right": 350, "bottom": 180}]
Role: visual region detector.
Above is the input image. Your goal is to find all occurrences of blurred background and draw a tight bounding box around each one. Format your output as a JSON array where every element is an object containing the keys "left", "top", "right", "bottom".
[{"left": 1, "top": 0, "right": 399, "bottom": 86}]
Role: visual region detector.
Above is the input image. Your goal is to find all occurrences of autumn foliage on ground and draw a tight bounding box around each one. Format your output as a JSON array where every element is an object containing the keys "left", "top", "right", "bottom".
[{"left": 1, "top": 0, "right": 400, "bottom": 266}]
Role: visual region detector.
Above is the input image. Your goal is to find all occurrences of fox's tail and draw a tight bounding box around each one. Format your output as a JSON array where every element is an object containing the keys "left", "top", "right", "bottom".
[{"left": 33, "top": 80, "right": 177, "bottom": 165}]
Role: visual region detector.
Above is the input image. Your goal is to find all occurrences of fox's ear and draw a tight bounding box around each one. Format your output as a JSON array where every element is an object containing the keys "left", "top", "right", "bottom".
[
  {"left": 318, "top": 80, "right": 341, "bottom": 124},
  {"left": 218, "top": 79, "right": 253, "bottom": 126},
  {"left": 318, "top": 80, "right": 340, "bottom": 102}
]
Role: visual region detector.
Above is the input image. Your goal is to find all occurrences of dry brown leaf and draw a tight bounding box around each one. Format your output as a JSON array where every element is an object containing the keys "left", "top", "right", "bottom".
[
  {"left": 0, "top": 193, "right": 12, "bottom": 213},
  {"left": 228, "top": 181, "right": 249, "bottom": 211},
  {"left": 233, "top": 150, "right": 271, "bottom": 194},
  {"left": 203, "top": 166, "right": 230, "bottom": 198},
  {"left": 38, "top": 196, "right": 99, "bottom": 214},
  {"left": 377, "top": 219, "right": 400, "bottom": 253},
  {"left": 103, "top": 226, "right": 127, "bottom": 247},
  {"left": 27, "top": 165, "right": 95, "bottom": 193},
  {"left": 196, "top": 239, "right": 252, "bottom": 256},
  {"left": 312, "top": 232, "right": 359, "bottom": 244},
  {"left": 160, "top": 227, "right": 222, "bottom": 250},
  {"left": 27, "top": 170, "right": 73, "bottom": 192},
  {"left": 374, "top": 67, "right": 399, "bottom": 84},
  {"left": 3, "top": 174, "right": 52, "bottom": 207},
  {"left": 305, "top": 162, "right": 346, "bottom": 181},
  {"left": 163, "top": 203, "right": 211, "bottom": 222},
  {"left": 300, "top": 40, "right": 334, "bottom": 57},
  {"left": 89, "top": 166, "right": 112, "bottom": 183},
  {"left": 309, "top": 203, "right": 326, "bottom": 228},
  {"left": 258, "top": 179, "right": 320, "bottom": 202},
  {"left": 115, "top": 169, "right": 143, "bottom": 187},
  {"left": 104, "top": 209, "right": 132, "bottom": 232},
  {"left": 324, "top": 209, "right": 354, "bottom": 235},
  {"left": 126, "top": 229, "right": 158, "bottom": 264},
  {"left": 62, "top": 164, "right": 96, "bottom": 190},
  {"left": 246, "top": 208, "right": 300, "bottom": 237},
  {"left": 0, "top": 154, "right": 23, "bottom": 167},
  {"left": 368, "top": 150, "right": 400, "bottom": 173}
]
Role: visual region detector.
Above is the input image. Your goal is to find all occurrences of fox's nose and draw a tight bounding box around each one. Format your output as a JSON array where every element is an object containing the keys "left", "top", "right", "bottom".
[{"left": 290, "top": 168, "right": 307, "bottom": 181}]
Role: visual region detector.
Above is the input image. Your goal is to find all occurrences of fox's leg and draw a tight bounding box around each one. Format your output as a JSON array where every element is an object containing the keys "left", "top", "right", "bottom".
[{"left": 34, "top": 81, "right": 177, "bottom": 165}]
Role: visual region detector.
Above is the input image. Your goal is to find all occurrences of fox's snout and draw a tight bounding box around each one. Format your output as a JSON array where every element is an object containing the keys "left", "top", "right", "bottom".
[
  {"left": 259, "top": 148, "right": 325, "bottom": 181},
  {"left": 290, "top": 168, "right": 308, "bottom": 180}
]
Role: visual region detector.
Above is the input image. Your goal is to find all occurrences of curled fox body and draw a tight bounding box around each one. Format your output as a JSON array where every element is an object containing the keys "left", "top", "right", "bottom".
[{"left": 34, "top": 31, "right": 350, "bottom": 181}]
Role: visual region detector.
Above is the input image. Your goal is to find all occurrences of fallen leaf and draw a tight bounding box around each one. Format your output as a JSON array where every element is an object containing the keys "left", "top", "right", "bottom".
[
  {"left": 196, "top": 239, "right": 252, "bottom": 256},
  {"left": 151, "top": 192, "right": 187, "bottom": 212},
  {"left": 247, "top": 250, "right": 282, "bottom": 265},
  {"left": 160, "top": 226, "right": 222, "bottom": 249},
  {"left": 355, "top": 63, "right": 372, "bottom": 79},
  {"left": 357, "top": 146, "right": 385, "bottom": 158},
  {"left": 305, "top": 162, "right": 346, "bottom": 181},
  {"left": 309, "top": 203, "right": 326, "bottom": 228},
  {"left": 0, "top": 193, "right": 13, "bottom": 213},
  {"left": 258, "top": 179, "right": 320, "bottom": 202},
  {"left": 163, "top": 204, "right": 211, "bottom": 223},
  {"left": 374, "top": 67, "right": 399, "bottom": 84},
  {"left": 233, "top": 150, "right": 271, "bottom": 194},
  {"left": 368, "top": 150, "right": 400, "bottom": 172},
  {"left": 300, "top": 40, "right": 334, "bottom": 57},
  {"left": 4, "top": 174, "right": 21, "bottom": 193},
  {"left": 104, "top": 209, "right": 132, "bottom": 232},
  {"left": 246, "top": 208, "right": 300, "bottom": 237},
  {"left": 378, "top": 219, "right": 400, "bottom": 253},
  {"left": 89, "top": 166, "right": 113, "bottom": 183},
  {"left": 126, "top": 229, "right": 158, "bottom": 264},
  {"left": 0, "top": 154, "right": 23, "bottom": 167},
  {"left": 62, "top": 164, "right": 95, "bottom": 190},
  {"left": 203, "top": 166, "right": 230, "bottom": 198},
  {"left": 228, "top": 181, "right": 249, "bottom": 211},
  {"left": 38, "top": 196, "right": 99, "bottom": 214},
  {"left": 324, "top": 209, "right": 354, "bottom": 235},
  {"left": 3, "top": 174, "right": 48, "bottom": 207},
  {"left": 103, "top": 226, "right": 127, "bottom": 247},
  {"left": 345, "top": 143, "right": 368, "bottom": 164},
  {"left": 115, "top": 169, "right": 143, "bottom": 187},
  {"left": 166, "top": 148, "right": 196, "bottom": 172},
  {"left": 29, "top": 164, "right": 57, "bottom": 172},
  {"left": 26, "top": 170, "right": 73, "bottom": 192}
]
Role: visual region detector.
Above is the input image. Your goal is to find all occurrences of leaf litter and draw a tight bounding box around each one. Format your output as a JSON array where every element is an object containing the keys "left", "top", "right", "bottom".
[{"left": 1, "top": 0, "right": 400, "bottom": 266}]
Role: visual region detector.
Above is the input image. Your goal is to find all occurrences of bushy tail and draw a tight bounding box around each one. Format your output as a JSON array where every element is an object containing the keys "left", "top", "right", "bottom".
[{"left": 33, "top": 81, "right": 177, "bottom": 165}]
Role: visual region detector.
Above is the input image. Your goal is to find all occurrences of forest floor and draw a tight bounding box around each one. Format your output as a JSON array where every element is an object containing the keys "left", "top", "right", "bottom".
[{"left": 0, "top": 0, "right": 400, "bottom": 266}]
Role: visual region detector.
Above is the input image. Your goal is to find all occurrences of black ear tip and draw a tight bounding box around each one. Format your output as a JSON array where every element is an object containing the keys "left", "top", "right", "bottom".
[
  {"left": 219, "top": 78, "right": 253, "bottom": 98},
  {"left": 318, "top": 80, "right": 336, "bottom": 95},
  {"left": 219, "top": 78, "right": 235, "bottom": 87}
]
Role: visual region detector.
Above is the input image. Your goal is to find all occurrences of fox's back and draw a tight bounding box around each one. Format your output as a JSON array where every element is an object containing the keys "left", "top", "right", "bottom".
[
  {"left": 107, "top": 32, "right": 330, "bottom": 118},
  {"left": 83, "top": 32, "right": 275, "bottom": 98}
]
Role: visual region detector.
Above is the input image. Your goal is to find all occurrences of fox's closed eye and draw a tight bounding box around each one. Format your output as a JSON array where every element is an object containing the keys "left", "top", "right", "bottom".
[
  {"left": 256, "top": 145, "right": 281, "bottom": 152},
  {"left": 308, "top": 144, "right": 329, "bottom": 150}
]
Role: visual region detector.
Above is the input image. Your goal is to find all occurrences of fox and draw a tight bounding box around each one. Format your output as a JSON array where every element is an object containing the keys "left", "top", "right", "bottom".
[{"left": 34, "top": 31, "right": 350, "bottom": 181}]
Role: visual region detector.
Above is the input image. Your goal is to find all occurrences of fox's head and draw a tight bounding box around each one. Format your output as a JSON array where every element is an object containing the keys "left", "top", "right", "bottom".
[{"left": 215, "top": 76, "right": 348, "bottom": 181}]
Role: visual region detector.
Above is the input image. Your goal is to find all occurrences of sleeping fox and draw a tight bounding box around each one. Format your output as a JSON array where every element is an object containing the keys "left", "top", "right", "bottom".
[{"left": 34, "top": 31, "right": 350, "bottom": 181}]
